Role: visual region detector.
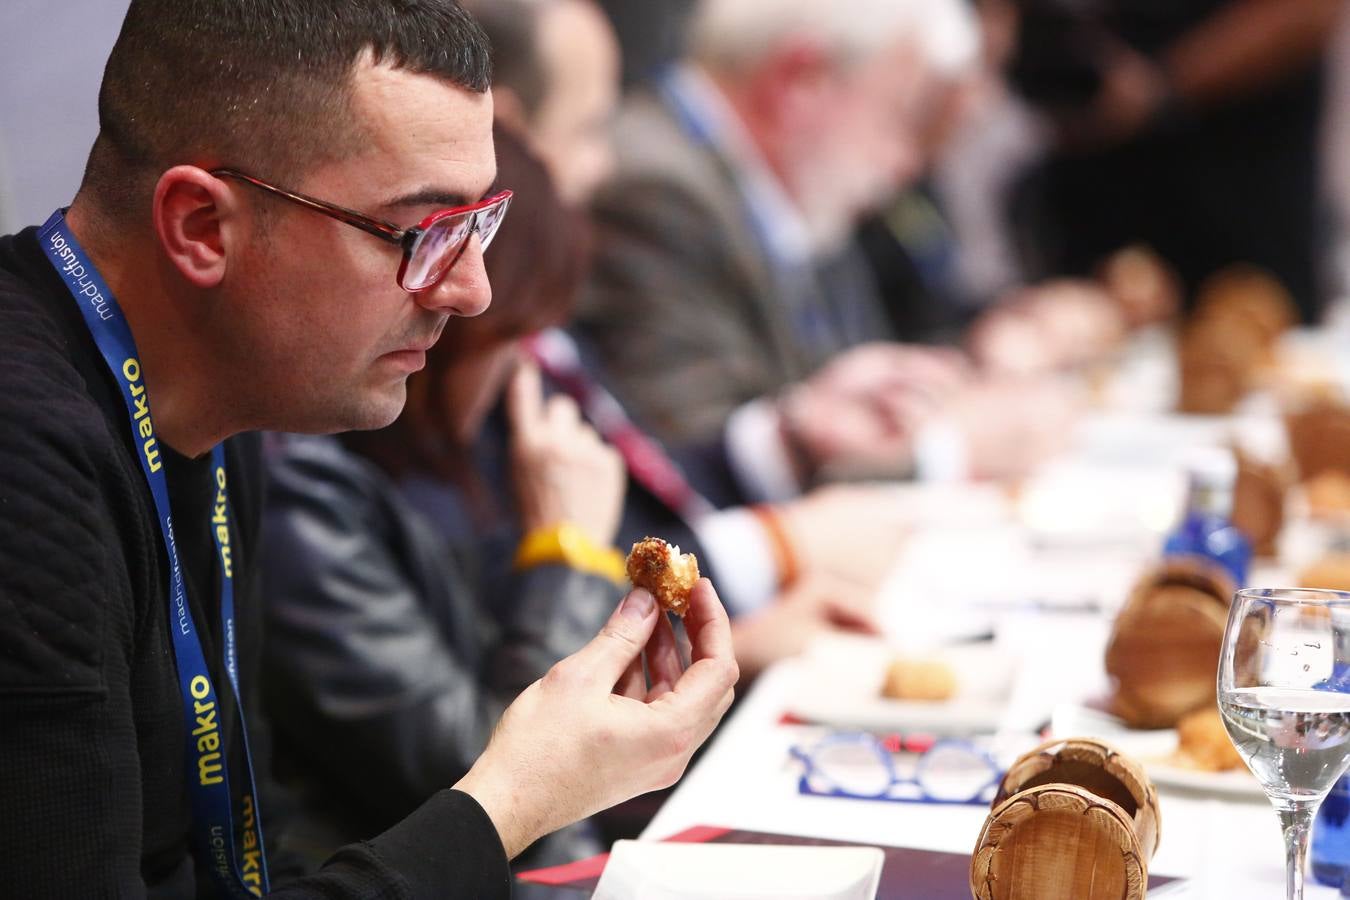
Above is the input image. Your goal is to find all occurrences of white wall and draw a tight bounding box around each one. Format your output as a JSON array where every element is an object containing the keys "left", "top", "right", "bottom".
[{"left": 0, "top": 0, "right": 131, "bottom": 231}]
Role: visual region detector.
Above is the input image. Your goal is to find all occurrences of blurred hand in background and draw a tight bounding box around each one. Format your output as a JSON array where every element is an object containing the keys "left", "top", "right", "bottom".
[{"left": 508, "top": 361, "right": 627, "bottom": 546}]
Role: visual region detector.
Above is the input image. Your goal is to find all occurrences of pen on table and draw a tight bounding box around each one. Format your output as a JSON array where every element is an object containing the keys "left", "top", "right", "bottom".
[{"left": 969, "top": 598, "right": 1106, "bottom": 615}]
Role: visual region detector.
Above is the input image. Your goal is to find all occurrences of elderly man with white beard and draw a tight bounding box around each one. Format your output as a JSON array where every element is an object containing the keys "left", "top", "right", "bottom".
[{"left": 575, "top": 0, "right": 1048, "bottom": 503}]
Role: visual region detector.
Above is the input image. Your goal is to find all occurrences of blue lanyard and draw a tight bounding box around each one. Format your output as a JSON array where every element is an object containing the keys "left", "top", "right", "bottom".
[{"left": 38, "top": 211, "right": 269, "bottom": 898}]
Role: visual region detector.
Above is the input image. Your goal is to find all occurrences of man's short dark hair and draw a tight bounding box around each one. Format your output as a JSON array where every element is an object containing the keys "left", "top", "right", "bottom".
[
  {"left": 461, "top": 0, "right": 549, "bottom": 116},
  {"left": 82, "top": 0, "right": 492, "bottom": 218}
]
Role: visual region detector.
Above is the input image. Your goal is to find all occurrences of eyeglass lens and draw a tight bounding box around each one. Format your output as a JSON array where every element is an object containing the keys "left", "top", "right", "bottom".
[
  {"left": 401, "top": 197, "right": 512, "bottom": 292},
  {"left": 804, "top": 736, "right": 999, "bottom": 803},
  {"left": 811, "top": 740, "right": 894, "bottom": 797},
  {"left": 475, "top": 199, "right": 510, "bottom": 252},
  {"left": 916, "top": 743, "right": 1000, "bottom": 802}
]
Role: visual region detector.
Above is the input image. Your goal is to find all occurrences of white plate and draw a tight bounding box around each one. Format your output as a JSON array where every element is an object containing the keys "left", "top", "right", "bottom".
[
  {"left": 787, "top": 635, "right": 1018, "bottom": 735},
  {"left": 1049, "top": 704, "right": 1264, "bottom": 800},
  {"left": 1143, "top": 761, "right": 1264, "bottom": 799},
  {"left": 592, "top": 841, "right": 883, "bottom": 900}
]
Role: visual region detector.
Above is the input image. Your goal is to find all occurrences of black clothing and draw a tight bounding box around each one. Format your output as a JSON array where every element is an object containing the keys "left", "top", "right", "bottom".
[
  {"left": 855, "top": 200, "right": 984, "bottom": 347},
  {"left": 1010, "top": 0, "right": 1328, "bottom": 322},
  {"left": 260, "top": 435, "right": 611, "bottom": 878},
  {"left": 0, "top": 226, "right": 509, "bottom": 898},
  {"left": 596, "top": 0, "right": 696, "bottom": 86}
]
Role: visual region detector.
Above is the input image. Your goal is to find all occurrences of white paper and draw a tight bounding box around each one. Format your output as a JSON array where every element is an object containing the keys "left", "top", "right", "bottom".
[{"left": 591, "top": 841, "right": 884, "bottom": 900}]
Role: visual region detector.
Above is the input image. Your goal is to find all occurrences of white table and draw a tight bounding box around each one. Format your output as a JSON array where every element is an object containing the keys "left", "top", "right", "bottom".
[
  {"left": 640, "top": 320, "right": 1350, "bottom": 897},
  {"left": 642, "top": 636, "right": 1343, "bottom": 898}
]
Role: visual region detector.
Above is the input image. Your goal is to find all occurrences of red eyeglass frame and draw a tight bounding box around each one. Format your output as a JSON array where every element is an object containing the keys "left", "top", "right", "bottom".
[{"left": 211, "top": 167, "right": 513, "bottom": 291}]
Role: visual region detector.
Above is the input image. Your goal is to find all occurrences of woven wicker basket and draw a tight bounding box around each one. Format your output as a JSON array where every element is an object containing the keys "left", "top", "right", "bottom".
[
  {"left": 1105, "top": 557, "right": 1235, "bottom": 729},
  {"left": 1232, "top": 452, "right": 1287, "bottom": 558},
  {"left": 970, "top": 738, "right": 1161, "bottom": 900}
]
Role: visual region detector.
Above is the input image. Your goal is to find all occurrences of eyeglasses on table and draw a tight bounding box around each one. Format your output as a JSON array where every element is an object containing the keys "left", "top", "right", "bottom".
[{"left": 790, "top": 731, "right": 1003, "bottom": 806}]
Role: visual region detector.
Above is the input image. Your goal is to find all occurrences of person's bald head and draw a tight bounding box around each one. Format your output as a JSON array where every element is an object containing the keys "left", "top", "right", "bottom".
[{"left": 465, "top": 0, "right": 620, "bottom": 204}]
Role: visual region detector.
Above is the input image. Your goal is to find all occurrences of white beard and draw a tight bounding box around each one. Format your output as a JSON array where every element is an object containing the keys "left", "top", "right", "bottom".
[{"left": 782, "top": 153, "right": 891, "bottom": 258}]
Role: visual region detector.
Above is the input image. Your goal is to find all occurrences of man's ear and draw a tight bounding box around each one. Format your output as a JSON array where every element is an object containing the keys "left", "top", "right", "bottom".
[{"left": 152, "top": 166, "right": 236, "bottom": 289}]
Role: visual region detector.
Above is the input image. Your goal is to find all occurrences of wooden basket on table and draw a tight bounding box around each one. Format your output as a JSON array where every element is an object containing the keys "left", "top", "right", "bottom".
[
  {"left": 1104, "top": 557, "right": 1236, "bottom": 729},
  {"left": 1192, "top": 265, "right": 1296, "bottom": 365},
  {"left": 970, "top": 738, "right": 1161, "bottom": 900},
  {"left": 1232, "top": 451, "right": 1287, "bottom": 558},
  {"left": 1176, "top": 264, "right": 1296, "bottom": 414},
  {"left": 1176, "top": 326, "right": 1253, "bottom": 415},
  {"left": 1286, "top": 399, "right": 1350, "bottom": 518}
]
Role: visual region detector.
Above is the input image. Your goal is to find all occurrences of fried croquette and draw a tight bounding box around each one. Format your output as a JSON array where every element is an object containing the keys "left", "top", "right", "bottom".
[
  {"left": 1175, "top": 706, "right": 1243, "bottom": 772},
  {"left": 880, "top": 657, "right": 957, "bottom": 702},
  {"left": 626, "top": 537, "right": 699, "bottom": 617}
]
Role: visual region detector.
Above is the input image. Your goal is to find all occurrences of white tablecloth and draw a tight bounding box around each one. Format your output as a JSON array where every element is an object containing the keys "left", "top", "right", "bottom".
[
  {"left": 639, "top": 317, "right": 1350, "bottom": 897},
  {"left": 642, "top": 625, "right": 1343, "bottom": 898},
  {"left": 631, "top": 322, "right": 1350, "bottom": 895}
]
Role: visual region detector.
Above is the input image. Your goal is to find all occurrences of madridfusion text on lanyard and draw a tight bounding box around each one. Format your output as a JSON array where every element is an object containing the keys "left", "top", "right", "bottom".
[{"left": 38, "top": 210, "right": 269, "bottom": 898}]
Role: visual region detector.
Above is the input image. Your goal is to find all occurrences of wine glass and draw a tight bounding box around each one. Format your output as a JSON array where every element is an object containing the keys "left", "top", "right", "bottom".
[{"left": 1219, "top": 588, "right": 1350, "bottom": 900}]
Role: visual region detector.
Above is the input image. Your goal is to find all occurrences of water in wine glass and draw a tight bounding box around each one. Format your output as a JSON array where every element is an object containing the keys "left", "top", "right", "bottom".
[{"left": 1220, "top": 687, "right": 1350, "bottom": 804}]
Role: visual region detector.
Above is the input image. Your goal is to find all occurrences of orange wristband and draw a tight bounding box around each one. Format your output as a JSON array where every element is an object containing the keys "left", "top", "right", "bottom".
[{"left": 751, "top": 504, "right": 800, "bottom": 590}]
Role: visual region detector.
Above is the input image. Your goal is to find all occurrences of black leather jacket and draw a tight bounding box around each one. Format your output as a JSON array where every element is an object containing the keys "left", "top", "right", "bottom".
[{"left": 258, "top": 435, "right": 619, "bottom": 869}]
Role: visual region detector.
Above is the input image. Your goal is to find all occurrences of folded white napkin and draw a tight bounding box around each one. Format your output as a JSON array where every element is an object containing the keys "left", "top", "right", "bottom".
[{"left": 591, "top": 841, "right": 883, "bottom": 900}]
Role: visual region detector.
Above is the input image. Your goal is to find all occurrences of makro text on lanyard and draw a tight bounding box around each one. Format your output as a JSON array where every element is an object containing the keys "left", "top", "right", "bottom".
[{"left": 38, "top": 210, "right": 269, "bottom": 898}]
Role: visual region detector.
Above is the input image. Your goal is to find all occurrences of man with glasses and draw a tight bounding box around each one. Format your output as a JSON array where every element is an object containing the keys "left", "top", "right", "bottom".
[{"left": 0, "top": 1, "right": 737, "bottom": 897}]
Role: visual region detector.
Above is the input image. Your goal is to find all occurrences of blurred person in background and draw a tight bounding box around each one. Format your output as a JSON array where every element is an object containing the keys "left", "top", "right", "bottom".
[
  {"left": 858, "top": 0, "right": 1144, "bottom": 378},
  {"left": 596, "top": 0, "right": 699, "bottom": 88},
  {"left": 1007, "top": 0, "right": 1341, "bottom": 323},
  {"left": 577, "top": 0, "right": 1079, "bottom": 496},
  {"left": 467, "top": 0, "right": 621, "bottom": 207},
  {"left": 857, "top": 0, "right": 1036, "bottom": 344},
  {"left": 467, "top": 0, "right": 916, "bottom": 622}
]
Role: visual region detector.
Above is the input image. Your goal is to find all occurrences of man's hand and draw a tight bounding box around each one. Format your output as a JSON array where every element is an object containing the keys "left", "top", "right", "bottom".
[
  {"left": 778, "top": 484, "right": 910, "bottom": 595},
  {"left": 948, "top": 377, "right": 1084, "bottom": 480},
  {"left": 1054, "top": 42, "right": 1172, "bottom": 151},
  {"left": 970, "top": 280, "right": 1127, "bottom": 376},
  {"left": 732, "top": 574, "right": 883, "bottom": 682},
  {"left": 779, "top": 343, "right": 971, "bottom": 480},
  {"left": 508, "top": 361, "right": 627, "bottom": 546},
  {"left": 453, "top": 580, "right": 738, "bottom": 859}
]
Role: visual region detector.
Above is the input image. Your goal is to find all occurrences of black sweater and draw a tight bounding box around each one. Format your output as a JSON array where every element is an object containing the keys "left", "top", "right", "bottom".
[{"left": 0, "top": 226, "right": 511, "bottom": 899}]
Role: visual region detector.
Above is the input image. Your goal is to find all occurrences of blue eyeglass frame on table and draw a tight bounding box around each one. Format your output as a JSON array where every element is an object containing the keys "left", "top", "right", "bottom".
[{"left": 790, "top": 732, "right": 1003, "bottom": 806}]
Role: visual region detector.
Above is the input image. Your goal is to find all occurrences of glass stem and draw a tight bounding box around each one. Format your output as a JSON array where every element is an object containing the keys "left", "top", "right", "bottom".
[{"left": 1276, "top": 802, "right": 1317, "bottom": 900}]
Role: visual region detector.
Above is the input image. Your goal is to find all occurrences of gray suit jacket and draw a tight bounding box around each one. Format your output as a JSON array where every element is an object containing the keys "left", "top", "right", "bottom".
[{"left": 577, "top": 86, "right": 889, "bottom": 448}]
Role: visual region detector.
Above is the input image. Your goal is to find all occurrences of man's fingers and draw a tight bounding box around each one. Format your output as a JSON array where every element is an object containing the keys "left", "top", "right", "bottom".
[
  {"left": 662, "top": 657, "right": 737, "bottom": 725},
  {"left": 645, "top": 613, "right": 683, "bottom": 699},
  {"left": 661, "top": 580, "right": 737, "bottom": 715},
  {"left": 823, "top": 601, "right": 884, "bottom": 636},
  {"left": 615, "top": 654, "right": 647, "bottom": 699},
  {"left": 683, "top": 579, "right": 733, "bottom": 665},
  {"left": 570, "top": 589, "right": 660, "bottom": 688},
  {"left": 677, "top": 621, "right": 693, "bottom": 670},
  {"left": 506, "top": 359, "right": 545, "bottom": 440},
  {"left": 546, "top": 393, "right": 581, "bottom": 429}
]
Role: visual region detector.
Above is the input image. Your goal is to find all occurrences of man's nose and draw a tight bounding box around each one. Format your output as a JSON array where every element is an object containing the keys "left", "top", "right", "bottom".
[{"left": 414, "top": 233, "right": 492, "bottom": 317}]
